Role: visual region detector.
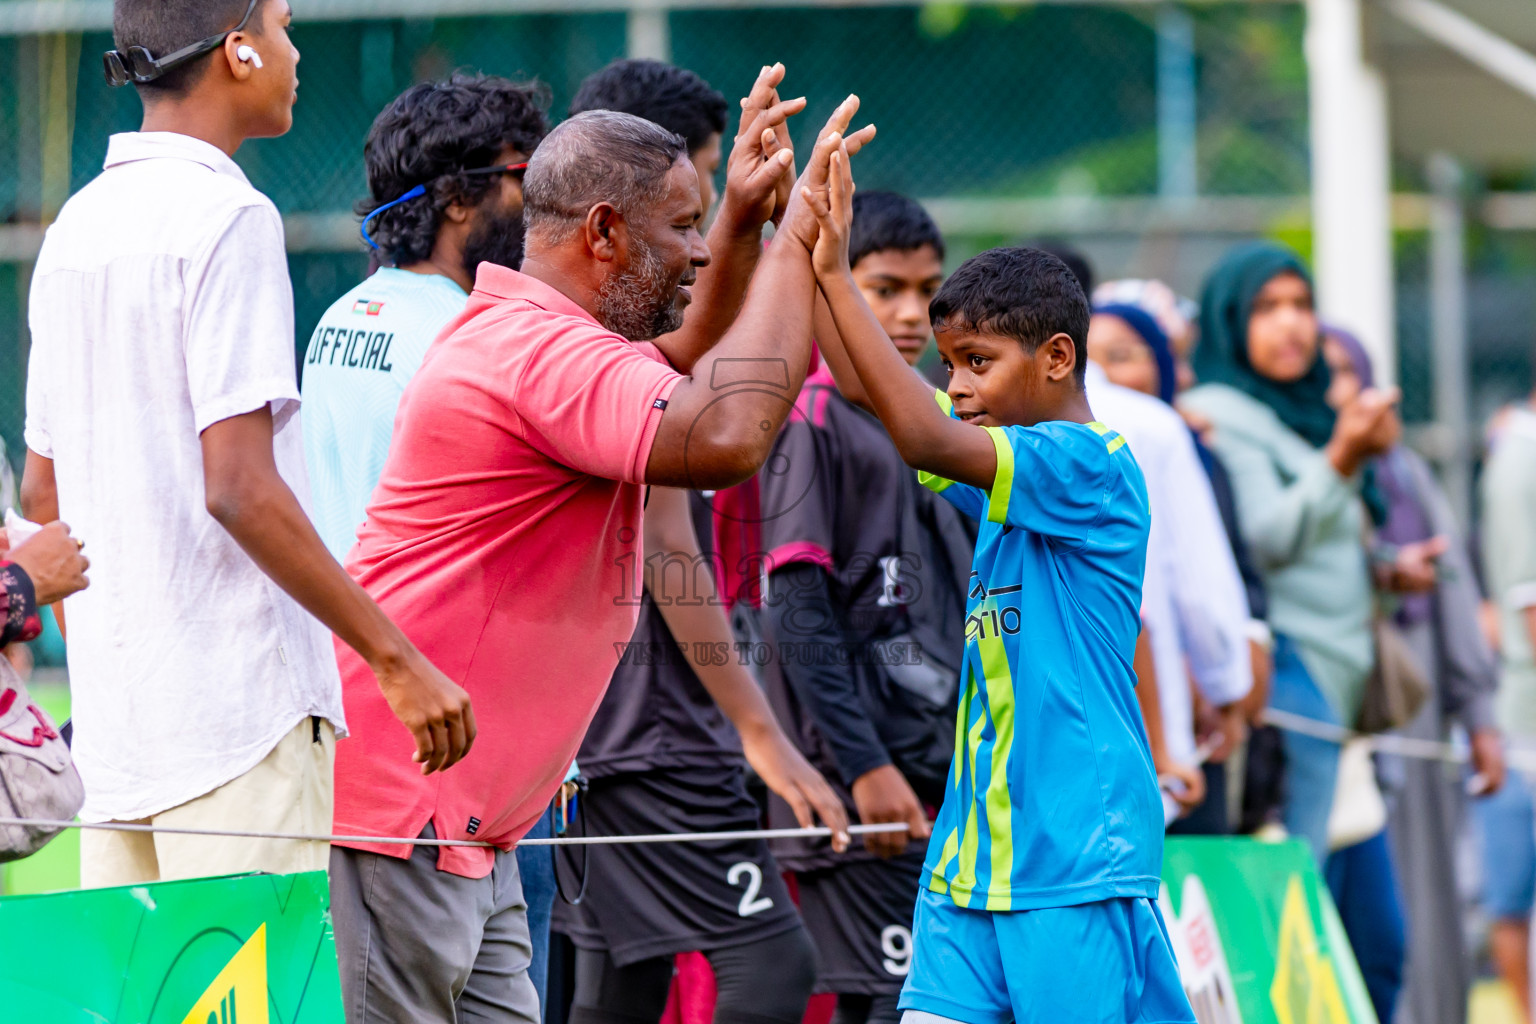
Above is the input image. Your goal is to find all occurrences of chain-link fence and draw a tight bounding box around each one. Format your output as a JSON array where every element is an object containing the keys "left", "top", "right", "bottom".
[{"left": 1, "top": 2, "right": 1533, "bottom": 477}]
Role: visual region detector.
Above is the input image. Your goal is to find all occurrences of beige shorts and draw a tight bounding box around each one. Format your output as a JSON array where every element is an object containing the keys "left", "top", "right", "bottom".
[{"left": 80, "top": 716, "right": 335, "bottom": 888}]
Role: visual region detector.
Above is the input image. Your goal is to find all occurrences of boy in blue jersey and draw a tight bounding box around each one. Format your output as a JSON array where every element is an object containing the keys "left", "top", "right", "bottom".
[{"left": 801, "top": 156, "right": 1193, "bottom": 1023}]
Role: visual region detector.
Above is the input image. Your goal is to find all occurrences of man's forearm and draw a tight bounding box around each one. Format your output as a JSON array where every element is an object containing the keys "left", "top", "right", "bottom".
[
  {"left": 691, "top": 233, "right": 816, "bottom": 396},
  {"left": 652, "top": 216, "right": 764, "bottom": 375},
  {"left": 201, "top": 409, "right": 411, "bottom": 672},
  {"left": 646, "top": 237, "right": 820, "bottom": 487},
  {"left": 210, "top": 473, "right": 409, "bottom": 672},
  {"left": 19, "top": 450, "right": 59, "bottom": 525}
]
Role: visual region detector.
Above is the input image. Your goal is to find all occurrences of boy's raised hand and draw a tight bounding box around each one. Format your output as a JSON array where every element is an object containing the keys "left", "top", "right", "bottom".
[
  {"left": 775, "top": 94, "right": 875, "bottom": 256},
  {"left": 720, "top": 63, "right": 807, "bottom": 234}
]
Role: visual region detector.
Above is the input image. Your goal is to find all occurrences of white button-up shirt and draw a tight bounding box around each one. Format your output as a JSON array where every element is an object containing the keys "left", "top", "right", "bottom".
[
  {"left": 25, "top": 132, "right": 345, "bottom": 822},
  {"left": 1086, "top": 363, "right": 1253, "bottom": 770}
]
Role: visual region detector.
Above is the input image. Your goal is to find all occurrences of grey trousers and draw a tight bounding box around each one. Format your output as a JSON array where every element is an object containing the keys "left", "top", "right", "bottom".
[{"left": 330, "top": 825, "right": 540, "bottom": 1023}]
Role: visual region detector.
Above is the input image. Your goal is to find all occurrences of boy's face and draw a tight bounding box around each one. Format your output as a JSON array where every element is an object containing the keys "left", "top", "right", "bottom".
[
  {"left": 242, "top": 0, "right": 300, "bottom": 138},
  {"left": 935, "top": 324, "right": 1079, "bottom": 428},
  {"left": 852, "top": 244, "right": 943, "bottom": 367}
]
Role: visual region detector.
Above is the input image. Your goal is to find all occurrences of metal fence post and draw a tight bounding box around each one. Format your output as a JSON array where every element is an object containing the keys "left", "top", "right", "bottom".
[
  {"left": 626, "top": 3, "right": 670, "bottom": 63},
  {"left": 1427, "top": 151, "right": 1472, "bottom": 526},
  {"left": 1156, "top": 3, "right": 1197, "bottom": 200}
]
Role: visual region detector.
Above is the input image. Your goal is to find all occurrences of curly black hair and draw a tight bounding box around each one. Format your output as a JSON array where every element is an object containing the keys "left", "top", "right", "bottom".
[
  {"left": 568, "top": 59, "right": 727, "bottom": 156},
  {"left": 359, "top": 73, "right": 551, "bottom": 268}
]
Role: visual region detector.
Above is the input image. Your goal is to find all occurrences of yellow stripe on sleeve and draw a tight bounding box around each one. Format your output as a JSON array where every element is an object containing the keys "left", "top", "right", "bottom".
[
  {"left": 919, "top": 389, "right": 961, "bottom": 493},
  {"left": 982, "top": 426, "right": 1015, "bottom": 525}
]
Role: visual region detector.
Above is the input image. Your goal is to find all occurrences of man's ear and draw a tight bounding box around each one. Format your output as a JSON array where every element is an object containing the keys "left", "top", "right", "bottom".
[
  {"left": 1043, "top": 332, "right": 1078, "bottom": 382},
  {"left": 442, "top": 194, "right": 471, "bottom": 225},
  {"left": 582, "top": 203, "right": 626, "bottom": 264}
]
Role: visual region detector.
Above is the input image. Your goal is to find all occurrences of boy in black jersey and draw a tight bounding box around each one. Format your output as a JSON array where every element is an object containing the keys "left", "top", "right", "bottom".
[
  {"left": 757, "top": 193, "right": 974, "bottom": 1024},
  {"left": 554, "top": 60, "right": 847, "bottom": 1024}
]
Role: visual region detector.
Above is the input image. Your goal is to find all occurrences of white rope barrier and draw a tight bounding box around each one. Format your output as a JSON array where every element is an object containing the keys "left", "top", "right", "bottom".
[
  {"left": 0, "top": 712, "right": 1526, "bottom": 850},
  {"left": 1260, "top": 707, "right": 1536, "bottom": 773},
  {"left": 0, "top": 818, "right": 909, "bottom": 848}
]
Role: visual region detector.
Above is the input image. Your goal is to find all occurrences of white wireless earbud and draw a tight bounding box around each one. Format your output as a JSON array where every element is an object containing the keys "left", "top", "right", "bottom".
[{"left": 235, "top": 45, "right": 263, "bottom": 68}]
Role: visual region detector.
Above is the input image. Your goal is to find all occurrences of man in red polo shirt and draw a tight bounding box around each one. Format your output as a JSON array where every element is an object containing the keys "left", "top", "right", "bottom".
[{"left": 328, "top": 86, "right": 874, "bottom": 1021}]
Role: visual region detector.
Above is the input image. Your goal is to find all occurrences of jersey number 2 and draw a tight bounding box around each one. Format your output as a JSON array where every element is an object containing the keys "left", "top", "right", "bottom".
[{"left": 728, "top": 861, "right": 775, "bottom": 917}]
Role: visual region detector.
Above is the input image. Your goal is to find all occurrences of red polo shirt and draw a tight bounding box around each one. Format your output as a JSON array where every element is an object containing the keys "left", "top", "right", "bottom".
[{"left": 332, "top": 264, "right": 681, "bottom": 877}]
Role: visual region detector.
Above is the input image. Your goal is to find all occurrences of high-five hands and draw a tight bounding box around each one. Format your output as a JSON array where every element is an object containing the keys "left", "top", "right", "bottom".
[
  {"left": 801, "top": 128, "right": 856, "bottom": 280},
  {"left": 721, "top": 63, "right": 806, "bottom": 233},
  {"left": 776, "top": 94, "right": 875, "bottom": 257}
]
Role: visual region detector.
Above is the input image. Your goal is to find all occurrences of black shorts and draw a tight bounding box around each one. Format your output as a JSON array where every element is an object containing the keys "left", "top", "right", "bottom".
[
  {"left": 794, "top": 849, "right": 925, "bottom": 996},
  {"left": 551, "top": 765, "right": 803, "bottom": 966}
]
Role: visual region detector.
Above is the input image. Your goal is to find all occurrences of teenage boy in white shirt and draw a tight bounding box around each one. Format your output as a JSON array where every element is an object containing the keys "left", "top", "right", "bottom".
[{"left": 22, "top": 0, "right": 473, "bottom": 888}]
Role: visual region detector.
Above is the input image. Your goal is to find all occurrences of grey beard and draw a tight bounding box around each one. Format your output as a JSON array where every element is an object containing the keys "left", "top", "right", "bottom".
[{"left": 594, "top": 241, "right": 684, "bottom": 341}]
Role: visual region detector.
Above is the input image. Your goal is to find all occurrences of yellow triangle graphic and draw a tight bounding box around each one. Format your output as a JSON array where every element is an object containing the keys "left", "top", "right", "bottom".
[{"left": 180, "top": 922, "right": 270, "bottom": 1024}]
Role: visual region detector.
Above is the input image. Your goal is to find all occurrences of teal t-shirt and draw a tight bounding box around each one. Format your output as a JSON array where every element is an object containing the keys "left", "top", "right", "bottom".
[
  {"left": 300, "top": 269, "right": 468, "bottom": 561},
  {"left": 918, "top": 391, "right": 1161, "bottom": 911}
]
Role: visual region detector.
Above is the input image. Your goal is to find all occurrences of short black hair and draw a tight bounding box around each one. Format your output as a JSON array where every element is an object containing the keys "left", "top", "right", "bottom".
[
  {"left": 523, "top": 110, "right": 688, "bottom": 246},
  {"left": 112, "top": 0, "right": 264, "bottom": 96},
  {"left": 850, "top": 191, "right": 945, "bottom": 269},
  {"left": 569, "top": 59, "right": 728, "bottom": 156},
  {"left": 1029, "top": 239, "right": 1094, "bottom": 297},
  {"left": 929, "top": 247, "right": 1091, "bottom": 386},
  {"left": 360, "top": 74, "right": 550, "bottom": 268}
]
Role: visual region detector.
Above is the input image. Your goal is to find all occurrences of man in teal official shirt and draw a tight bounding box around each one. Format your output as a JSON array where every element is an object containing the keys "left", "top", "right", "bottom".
[{"left": 302, "top": 74, "right": 548, "bottom": 560}]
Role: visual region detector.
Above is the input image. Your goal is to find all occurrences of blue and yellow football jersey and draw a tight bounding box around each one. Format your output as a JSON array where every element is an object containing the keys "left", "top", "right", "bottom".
[{"left": 918, "top": 390, "right": 1161, "bottom": 911}]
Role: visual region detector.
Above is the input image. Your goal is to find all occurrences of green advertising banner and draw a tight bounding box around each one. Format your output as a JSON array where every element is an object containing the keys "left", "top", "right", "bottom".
[
  {"left": 0, "top": 870, "right": 343, "bottom": 1023},
  {"left": 1160, "top": 838, "right": 1377, "bottom": 1024}
]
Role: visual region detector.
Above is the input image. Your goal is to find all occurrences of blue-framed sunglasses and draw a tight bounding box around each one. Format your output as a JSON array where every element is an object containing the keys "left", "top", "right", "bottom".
[
  {"left": 103, "top": 0, "right": 261, "bottom": 86},
  {"left": 360, "top": 161, "right": 530, "bottom": 251}
]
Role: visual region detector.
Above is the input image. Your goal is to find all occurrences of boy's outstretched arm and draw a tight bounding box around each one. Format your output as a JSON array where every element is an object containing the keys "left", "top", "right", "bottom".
[{"left": 802, "top": 160, "right": 995, "bottom": 491}]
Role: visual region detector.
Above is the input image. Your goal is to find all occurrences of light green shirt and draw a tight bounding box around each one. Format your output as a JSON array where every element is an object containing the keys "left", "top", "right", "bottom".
[
  {"left": 1182, "top": 384, "right": 1373, "bottom": 720},
  {"left": 1481, "top": 406, "right": 1536, "bottom": 739}
]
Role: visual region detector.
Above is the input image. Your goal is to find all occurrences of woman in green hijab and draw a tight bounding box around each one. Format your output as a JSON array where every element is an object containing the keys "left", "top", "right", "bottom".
[{"left": 1182, "top": 241, "right": 1399, "bottom": 862}]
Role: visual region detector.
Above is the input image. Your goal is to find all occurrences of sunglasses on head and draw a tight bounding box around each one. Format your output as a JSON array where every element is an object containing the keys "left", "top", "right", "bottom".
[
  {"left": 104, "top": 0, "right": 261, "bottom": 86},
  {"left": 360, "top": 162, "right": 530, "bottom": 251}
]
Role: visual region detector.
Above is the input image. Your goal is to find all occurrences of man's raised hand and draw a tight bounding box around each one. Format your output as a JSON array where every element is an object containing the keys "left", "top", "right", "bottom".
[
  {"left": 740, "top": 63, "right": 799, "bottom": 224},
  {"left": 719, "top": 63, "right": 806, "bottom": 234},
  {"left": 775, "top": 94, "right": 875, "bottom": 255}
]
